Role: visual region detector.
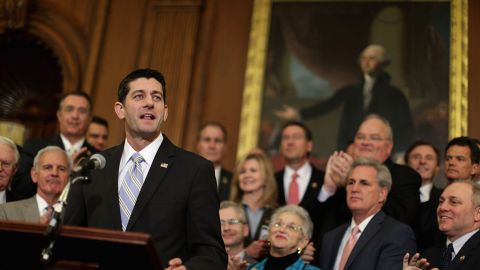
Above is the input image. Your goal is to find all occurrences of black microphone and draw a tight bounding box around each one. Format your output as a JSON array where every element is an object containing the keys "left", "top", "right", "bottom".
[{"left": 73, "top": 153, "right": 106, "bottom": 173}]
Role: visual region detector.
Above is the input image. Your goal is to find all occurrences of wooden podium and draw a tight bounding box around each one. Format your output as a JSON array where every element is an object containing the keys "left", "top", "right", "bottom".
[{"left": 0, "top": 220, "right": 163, "bottom": 270}]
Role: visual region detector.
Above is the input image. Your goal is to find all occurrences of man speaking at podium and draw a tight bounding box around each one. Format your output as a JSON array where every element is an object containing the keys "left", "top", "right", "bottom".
[{"left": 64, "top": 68, "right": 227, "bottom": 270}]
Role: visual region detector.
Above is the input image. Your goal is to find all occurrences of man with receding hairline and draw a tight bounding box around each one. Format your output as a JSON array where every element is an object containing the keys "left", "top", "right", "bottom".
[
  {"left": 403, "top": 180, "right": 480, "bottom": 269},
  {"left": 11, "top": 91, "right": 97, "bottom": 199},
  {"left": 0, "top": 136, "right": 20, "bottom": 203},
  {"left": 196, "top": 122, "right": 232, "bottom": 201}
]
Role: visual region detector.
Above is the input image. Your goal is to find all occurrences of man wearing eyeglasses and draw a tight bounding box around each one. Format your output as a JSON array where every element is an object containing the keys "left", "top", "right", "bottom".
[
  {"left": 320, "top": 158, "right": 416, "bottom": 270},
  {"left": 219, "top": 201, "right": 257, "bottom": 270},
  {"left": 319, "top": 114, "right": 421, "bottom": 226},
  {"left": 0, "top": 136, "right": 20, "bottom": 204}
]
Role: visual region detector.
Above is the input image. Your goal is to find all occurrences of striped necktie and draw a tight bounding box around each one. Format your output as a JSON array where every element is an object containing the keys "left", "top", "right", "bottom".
[{"left": 119, "top": 152, "right": 145, "bottom": 231}]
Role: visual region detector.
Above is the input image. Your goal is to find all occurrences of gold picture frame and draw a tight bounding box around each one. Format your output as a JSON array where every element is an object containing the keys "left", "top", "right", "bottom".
[{"left": 237, "top": 0, "right": 468, "bottom": 160}]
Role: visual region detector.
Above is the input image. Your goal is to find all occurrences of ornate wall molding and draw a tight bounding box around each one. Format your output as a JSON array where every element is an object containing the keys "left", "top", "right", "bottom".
[{"left": 450, "top": 0, "right": 468, "bottom": 137}]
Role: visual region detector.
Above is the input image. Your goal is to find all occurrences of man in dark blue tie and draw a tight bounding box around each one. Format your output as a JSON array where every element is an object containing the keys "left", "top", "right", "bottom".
[{"left": 403, "top": 180, "right": 480, "bottom": 270}]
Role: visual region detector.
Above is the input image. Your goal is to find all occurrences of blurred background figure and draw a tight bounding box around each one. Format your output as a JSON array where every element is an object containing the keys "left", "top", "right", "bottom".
[
  {"left": 196, "top": 122, "right": 232, "bottom": 201},
  {"left": 11, "top": 91, "right": 97, "bottom": 199},
  {"left": 247, "top": 204, "right": 319, "bottom": 270},
  {"left": 230, "top": 151, "right": 278, "bottom": 260},
  {"left": 0, "top": 136, "right": 20, "bottom": 203},
  {"left": 404, "top": 140, "right": 443, "bottom": 252},
  {"left": 444, "top": 136, "right": 479, "bottom": 183},
  {"left": 86, "top": 115, "right": 109, "bottom": 151},
  {"left": 220, "top": 201, "right": 257, "bottom": 270}
]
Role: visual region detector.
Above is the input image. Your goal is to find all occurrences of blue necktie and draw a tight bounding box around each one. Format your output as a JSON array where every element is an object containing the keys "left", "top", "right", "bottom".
[
  {"left": 441, "top": 243, "right": 454, "bottom": 270},
  {"left": 119, "top": 153, "right": 145, "bottom": 231}
]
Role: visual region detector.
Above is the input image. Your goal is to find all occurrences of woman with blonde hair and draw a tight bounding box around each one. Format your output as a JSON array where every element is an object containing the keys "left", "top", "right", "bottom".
[{"left": 230, "top": 151, "right": 278, "bottom": 259}]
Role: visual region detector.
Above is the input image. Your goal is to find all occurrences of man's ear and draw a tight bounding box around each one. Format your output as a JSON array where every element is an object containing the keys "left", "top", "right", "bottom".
[
  {"left": 114, "top": 102, "right": 125, "bottom": 120},
  {"left": 379, "top": 187, "right": 388, "bottom": 204},
  {"left": 30, "top": 167, "right": 38, "bottom": 184},
  {"left": 243, "top": 224, "right": 250, "bottom": 238}
]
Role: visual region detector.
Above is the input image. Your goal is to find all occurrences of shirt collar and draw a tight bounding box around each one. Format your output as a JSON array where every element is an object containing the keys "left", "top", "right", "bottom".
[
  {"left": 122, "top": 133, "right": 164, "bottom": 167},
  {"left": 35, "top": 194, "right": 49, "bottom": 214},
  {"left": 448, "top": 229, "right": 479, "bottom": 255},
  {"left": 60, "top": 133, "right": 85, "bottom": 151},
  {"left": 350, "top": 212, "right": 377, "bottom": 233},
  {"left": 285, "top": 162, "right": 311, "bottom": 178},
  {"left": 419, "top": 182, "right": 433, "bottom": 203}
]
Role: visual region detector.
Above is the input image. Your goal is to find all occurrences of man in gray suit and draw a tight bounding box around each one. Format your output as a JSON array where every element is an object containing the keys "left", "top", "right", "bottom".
[
  {"left": 0, "top": 146, "right": 70, "bottom": 223},
  {"left": 0, "top": 136, "right": 20, "bottom": 204},
  {"left": 320, "top": 158, "right": 416, "bottom": 270}
]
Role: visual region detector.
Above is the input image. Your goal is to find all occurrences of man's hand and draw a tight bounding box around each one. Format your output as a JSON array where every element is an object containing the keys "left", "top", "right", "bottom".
[
  {"left": 402, "top": 253, "right": 438, "bottom": 270},
  {"left": 300, "top": 242, "right": 315, "bottom": 263},
  {"left": 244, "top": 240, "right": 269, "bottom": 259},
  {"left": 71, "top": 147, "right": 90, "bottom": 167},
  {"left": 165, "top": 258, "right": 186, "bottom": 270},
  {"left": 274, "top": 105, "right": 300, "bottom": 121},
  {"left": 324, "top": 151, "right": 353, "bottom": 193},
  {"left": 228, "top": 255, "right": 248, "bottom": 270}
]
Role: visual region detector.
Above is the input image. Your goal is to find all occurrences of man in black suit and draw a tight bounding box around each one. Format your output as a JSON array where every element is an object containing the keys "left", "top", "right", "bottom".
[
  {"left": 11, "top": 91, "right": 97, "bottom": 199},
  {"left": 404, "top": 180, "right": 480, "bottom": 270},
  {"left": 275, "top": 44, "right": 414, "bottom": 153},
  {"left": 320, "top": 158, "right": 416, "bottom": 270},
  {"left": 275, "top": 121, "right": 344, "bottom": 263},
  {"left": 405, "top": 140, "right": 444, "bottom": 252},
  {"left": 196, "top": 122, "right": 232, "bottom": 201},
  {"left": 319, "top": 114, "right": 421, "bottom": 226},
  {"left": 0, "top": 136, "right": 20, "bottom": 203},
  {"left": 63, "top": 68, "right": 227, "bottom": 269}
]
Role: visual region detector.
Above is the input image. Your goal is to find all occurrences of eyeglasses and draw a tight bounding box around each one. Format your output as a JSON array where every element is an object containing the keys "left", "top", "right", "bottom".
[
  {"left": 272, "top": 222, "right": 303, "bottom": 233},
  {"left": 220, "top": 219, "right": 245, "bottom": 226},
  {"left": 0, "top": 160, "right": 14, "bottom": 170},
  {"left": 354, "top": 134, "right": 390, "bottom": 142}
]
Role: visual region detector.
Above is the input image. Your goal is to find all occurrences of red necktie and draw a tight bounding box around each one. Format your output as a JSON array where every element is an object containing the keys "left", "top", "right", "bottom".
[
  {"left": 288, "top": 172, "right": 299, "bottom": 204},
  {"left": 339, "top": 226, "right": 360, "bottom": 270}
]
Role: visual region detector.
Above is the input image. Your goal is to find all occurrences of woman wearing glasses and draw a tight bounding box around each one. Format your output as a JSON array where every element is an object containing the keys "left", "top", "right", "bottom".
[
  {"left": 248, "top": 204, "right": 320, "bottom": 270},
  {"left": 230, "top": 151, "right": 279, "bottom": 260}
]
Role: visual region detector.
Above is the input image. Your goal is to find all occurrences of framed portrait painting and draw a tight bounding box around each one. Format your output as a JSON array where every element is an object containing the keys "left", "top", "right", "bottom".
[{"left": 237, "top": 0, "right": 468, "bottom": 169}]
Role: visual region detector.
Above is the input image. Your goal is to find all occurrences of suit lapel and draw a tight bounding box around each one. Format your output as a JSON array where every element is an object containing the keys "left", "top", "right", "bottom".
[
  {"left": 449, "top": 230, "right": 480, "bottom": 270},
  {"left": 345, "top": 211, "right": 386, "bottom": 269},
  {"left": 300, "top": 167, "right": 322, "bottom": 208},
  {"left": 51, "top": 134, "right": 66, "bottom": 149},
  {"left": 126, "top": 137, "right": 175, "bottom": 230},
  {"left": 105, "top": 144, "right": 124, "bottom": 230},
  {"left": 24, "top": 197, "right": 40, "bottom": 222},
  {"left": 329, "top": 224, "right": 350, "bottom": 270},
  {"left": 276, "top": 170, "right": 287, "bottom": 205}
]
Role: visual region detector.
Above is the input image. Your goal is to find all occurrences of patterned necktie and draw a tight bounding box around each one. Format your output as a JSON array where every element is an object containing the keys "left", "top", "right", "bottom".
[
  {"left": 338, "top": 226, "right": 360, "bottom": 270},
  {"left": 40, "top": 205, "right": 54, "bottom": 225},
  {"left": 288, "top": 172, "right": 299, "bottom": 204},
  {"left": 441, "top": 243, "right": 454, "bottom": 270},
  {"left": 119, "top": 153, "right": 145, "bottom": 231}
]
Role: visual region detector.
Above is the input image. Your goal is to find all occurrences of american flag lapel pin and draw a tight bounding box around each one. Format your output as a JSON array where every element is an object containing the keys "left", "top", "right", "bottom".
[{"left": 160, "top": 163, "right": 168, "bottom": 168}]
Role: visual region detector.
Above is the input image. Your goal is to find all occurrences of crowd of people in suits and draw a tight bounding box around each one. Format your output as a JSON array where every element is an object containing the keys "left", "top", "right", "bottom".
[{"left": 0, "top": 67, "right": 479, "bottom": 270}]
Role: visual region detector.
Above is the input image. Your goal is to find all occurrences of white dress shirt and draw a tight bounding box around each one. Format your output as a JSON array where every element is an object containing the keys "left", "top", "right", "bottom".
[
  {"left": 283, "top": 162, "right": 312, "bottom": 203},
  {"left": 333, "top": 213, "right": 376, "bottom": 270},
  {"left": 118, "top": 133, "right": 164, "bottom": 191}
]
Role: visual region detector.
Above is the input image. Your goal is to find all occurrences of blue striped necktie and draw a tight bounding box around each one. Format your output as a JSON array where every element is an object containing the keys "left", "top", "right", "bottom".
[{"left": 119, "top": 152, "right": 145, "bottom": 231}]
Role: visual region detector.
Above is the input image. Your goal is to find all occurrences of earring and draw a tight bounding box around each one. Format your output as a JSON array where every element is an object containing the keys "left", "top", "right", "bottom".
[{"left": 297, "top": 247, "right": 303, "bottom": 254}]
